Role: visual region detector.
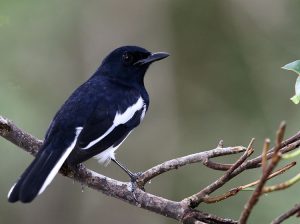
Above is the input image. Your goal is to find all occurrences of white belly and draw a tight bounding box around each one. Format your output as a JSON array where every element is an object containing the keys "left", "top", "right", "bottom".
[{"left": 94, "top": 132, "right": 131, "bottom": 166}]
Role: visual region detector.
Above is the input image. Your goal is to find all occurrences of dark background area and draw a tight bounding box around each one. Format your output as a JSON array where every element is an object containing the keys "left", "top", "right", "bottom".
[{"left": 1, "top": 1, "right": 300, "bottom": 223}]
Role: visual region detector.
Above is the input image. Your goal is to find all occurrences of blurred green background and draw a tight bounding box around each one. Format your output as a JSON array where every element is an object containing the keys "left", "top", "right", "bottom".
[{"left": 1, "top": 0, "right": 300, "bottom": 223}]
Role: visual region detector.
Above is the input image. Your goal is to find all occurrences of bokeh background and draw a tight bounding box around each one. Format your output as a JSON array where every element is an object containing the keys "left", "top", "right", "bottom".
[{"left": 1, "top": 0, "right": 300, "bottom": 223}]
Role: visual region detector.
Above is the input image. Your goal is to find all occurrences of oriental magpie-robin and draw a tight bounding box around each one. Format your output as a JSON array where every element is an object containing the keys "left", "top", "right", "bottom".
[{"left": 8, "top": 46, "right": 169, "bottom": 203}]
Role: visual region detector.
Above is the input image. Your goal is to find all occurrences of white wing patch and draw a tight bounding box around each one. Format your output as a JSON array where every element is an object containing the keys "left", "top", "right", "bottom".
[
  {"left": 81, "top": 97, "right": 144, "bottom": 150},
  {"left": 114, "top": 97, "right": 144, "bottom": 124},
  {"left": 38, "top": 127, "right": 83, "bottom": 195}
]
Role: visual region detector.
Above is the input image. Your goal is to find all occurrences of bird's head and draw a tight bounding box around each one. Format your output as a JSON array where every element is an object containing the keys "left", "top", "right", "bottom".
[{"left": 98, "top": 46, "right": 169, "bottom": 85}]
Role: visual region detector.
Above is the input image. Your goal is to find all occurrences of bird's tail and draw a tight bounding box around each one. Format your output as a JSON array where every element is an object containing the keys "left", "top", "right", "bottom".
[{"left": 8, "top": 142, "right": 73, "bottom": 203}]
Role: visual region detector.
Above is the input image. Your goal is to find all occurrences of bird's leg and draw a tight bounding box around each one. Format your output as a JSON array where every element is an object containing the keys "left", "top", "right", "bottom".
[
  {"left": 111, "top": 158, "right": 144, "bottom": 202},
  {"left": 111, "top": 158, "right": 141, "bottom": 182}
]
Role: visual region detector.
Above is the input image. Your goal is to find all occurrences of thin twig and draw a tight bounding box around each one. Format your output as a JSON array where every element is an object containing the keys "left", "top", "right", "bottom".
[
  {"left": 244, "top": 162, "right": 296, "bottom": 190},
  {"left": 137, "top": 146, "right": 246, "bottom": 187},
  {"left": 262, "top": 172, "right": 300, "bottom": 193},
  {"left": 138, "top": 126, "right": 300, "bottom": 190},
  {"left": 239, "top": 122, "right": 286, "bottom": 224},
  {"left": 197, "top": 131, "right": 300, "bottom": 208},
  {"left": 262, "top": 138, "right": 270, "bottom": 174},
  {"left": 183, "top": 139, "right": 255, "bottom": 208},
  {"left": 217, "top": 140, "right": 224, "bottom": 148},
  {"left": 276, "top": 121, "right": 286, "bottom": 147},
  {"left": 241, "top": 130, "right": 300, "bottom": 170},
  {"left": 182, "top": 209, "right": 238, "bottom": 224},
  {"left": 203, "top": 162, "right": 296, "bottom": 204},
  {"left": 271, "top": 204, "right": 300, "bottom": 224},
  {"left": 202, "top": 159, "right": 232, "bottom": 171}
]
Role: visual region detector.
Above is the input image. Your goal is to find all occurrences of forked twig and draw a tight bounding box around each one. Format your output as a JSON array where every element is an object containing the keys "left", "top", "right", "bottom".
[
  {"left": 202, "top": 161, "right": 296, "bottom": 204},
  {"left": 183, "top": 139, "right": 255, "bottom": 208},
  {"left": 239, "top": 122, "right": 286, "bottom": 224}
]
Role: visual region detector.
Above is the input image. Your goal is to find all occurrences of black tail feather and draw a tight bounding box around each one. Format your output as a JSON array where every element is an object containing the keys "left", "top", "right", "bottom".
[{"left": 8, "top": 144, "right": 66, "bottom": 203}]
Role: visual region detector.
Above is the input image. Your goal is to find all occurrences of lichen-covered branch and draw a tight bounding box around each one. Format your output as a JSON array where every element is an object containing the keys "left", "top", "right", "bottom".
[{"left": 0, "top": 116, "right": 42, "bottom": 155}]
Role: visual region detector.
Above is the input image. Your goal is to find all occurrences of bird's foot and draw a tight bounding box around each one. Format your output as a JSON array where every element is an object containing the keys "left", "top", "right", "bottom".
[
  {"left": 129, "top": 172, "right": 145, "bottom": 202},
  {"left": 129, "top": 171, "right": 142, "bottom": 183}
]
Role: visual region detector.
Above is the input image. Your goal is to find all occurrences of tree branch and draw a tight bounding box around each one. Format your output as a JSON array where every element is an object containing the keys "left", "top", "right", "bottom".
[
  {"left": 0, "top": 115, "right": 238, "bottom": 224},
  {"left": 0, "top": 116, "right": 42, "bottom": 155},
  {"left": 183, "top": 139, "right": 255, "bottom": 208},
  {"left": 137, "top": 145, "right": 245, "bottom": 187},
  {"left": 2, "top": 115, "right": 300, "bottom": 224}
]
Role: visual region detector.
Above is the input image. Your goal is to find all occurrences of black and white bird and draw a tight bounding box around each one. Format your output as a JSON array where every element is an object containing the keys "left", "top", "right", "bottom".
[{"left": 8, "top": 46, "right": 169, "bottom": 203}]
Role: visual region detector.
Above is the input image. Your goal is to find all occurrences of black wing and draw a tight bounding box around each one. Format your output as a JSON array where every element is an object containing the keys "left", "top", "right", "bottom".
[{"left": 66, "top": 104, "right": 145, "bottom": 165}]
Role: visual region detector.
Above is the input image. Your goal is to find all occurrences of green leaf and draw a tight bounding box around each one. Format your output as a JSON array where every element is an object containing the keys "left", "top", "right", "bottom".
[
  {"left": 290, "top": 76, "right": 300, "bottom": 104},
  {"left": 291, "top": 95, "right": 300, "bottom": 104},
  {"left": 282, "top": 60, "right": 300, "bottom": 104},
  {"left": 282, "top": 60, "right": 300, "bottom": 75}
]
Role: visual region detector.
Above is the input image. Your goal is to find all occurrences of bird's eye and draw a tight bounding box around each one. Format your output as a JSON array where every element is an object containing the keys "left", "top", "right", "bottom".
[{"left": 122, "top": 52, "right": 134, "bottom": 65}]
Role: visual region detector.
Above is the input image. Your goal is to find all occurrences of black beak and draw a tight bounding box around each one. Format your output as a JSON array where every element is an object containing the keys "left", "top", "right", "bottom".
[{"left": 134, "top": 52, "right": 169, "bottom": 66}]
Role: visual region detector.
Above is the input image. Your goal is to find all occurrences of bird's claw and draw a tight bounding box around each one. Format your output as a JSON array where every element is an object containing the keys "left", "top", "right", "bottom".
[
  {"left": 129, "top": 172, "right": 144, "bottom": 202},
  {"left": 130, "top": 171, "right": 143, "bottom": 182}
]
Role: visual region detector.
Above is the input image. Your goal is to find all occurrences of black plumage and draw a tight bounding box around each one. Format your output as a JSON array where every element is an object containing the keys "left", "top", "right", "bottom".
[{"left": 8, "top": 46, "right": 169, "bottom": 203}]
